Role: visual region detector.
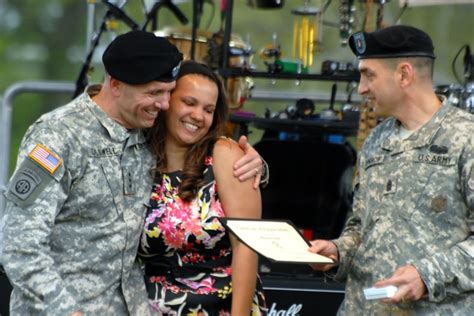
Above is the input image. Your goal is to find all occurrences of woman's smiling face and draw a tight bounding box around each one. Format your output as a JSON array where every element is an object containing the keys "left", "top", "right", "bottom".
[{"left": 164, "top": 74, "right": 218, "bottom": 148}]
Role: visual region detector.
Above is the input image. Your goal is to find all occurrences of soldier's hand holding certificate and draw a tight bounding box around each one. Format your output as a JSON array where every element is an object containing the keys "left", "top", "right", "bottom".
[{"left": 220, "top": 218, "right": 335, "bottom": 264}]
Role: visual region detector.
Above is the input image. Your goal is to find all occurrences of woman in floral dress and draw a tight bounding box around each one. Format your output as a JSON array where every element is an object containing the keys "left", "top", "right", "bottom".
[{"left": 138, "top": 61, "right": 267, "bottom": 315}]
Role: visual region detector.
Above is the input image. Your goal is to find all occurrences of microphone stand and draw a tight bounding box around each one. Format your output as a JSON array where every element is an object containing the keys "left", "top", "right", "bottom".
[
  {"left": 102, "top": 0, "right": 139, "bottom": 30},
  {"left": 72, "top": 0, "right": 138, "bottom": 98},
  {"left": 142, "top": 0, "right": 189, "bottom": 31},
  {"left": 190, "top": 0, "right": 204, "bottom": 61}
]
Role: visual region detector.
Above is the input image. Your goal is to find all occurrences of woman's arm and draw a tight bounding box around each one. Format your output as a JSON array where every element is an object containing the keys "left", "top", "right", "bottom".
[{"left": 213, "top": 138, "right": 262, "bottom": 315}]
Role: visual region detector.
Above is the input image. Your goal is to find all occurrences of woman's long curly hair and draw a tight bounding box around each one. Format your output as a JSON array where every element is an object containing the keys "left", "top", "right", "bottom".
[{"left": 148, "top": 60, "right": 229, "bottom": 202}]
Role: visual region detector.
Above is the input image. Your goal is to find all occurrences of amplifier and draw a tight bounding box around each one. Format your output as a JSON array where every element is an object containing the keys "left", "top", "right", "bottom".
[
  {"left": 1, "top": 268, "right": 346, "bottom": 316},
  {"left": 0, "top": 267, "right": 12, "bottom": 316},
  {"left": 262, "top": 274, "right": 345, "bottom": 316}
]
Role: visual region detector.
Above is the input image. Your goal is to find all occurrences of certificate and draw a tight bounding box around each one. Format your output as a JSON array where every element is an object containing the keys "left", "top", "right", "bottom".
[{"left": 220, "top": 218, "right": 335, "bottom": 264}]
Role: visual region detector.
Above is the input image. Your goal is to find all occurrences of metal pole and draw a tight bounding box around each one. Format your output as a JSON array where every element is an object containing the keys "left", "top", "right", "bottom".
[
  {"left": 86, "top": 0, "right": 97, "bottom": 54},
  {"left": 221, "top": 0, "right": 233, "bottom": 70}
]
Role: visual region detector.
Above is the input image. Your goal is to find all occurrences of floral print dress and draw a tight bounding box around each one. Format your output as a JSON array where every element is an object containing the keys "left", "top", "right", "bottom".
[{"left": 138, "top": 157, "right": 267, "bottom": 315}]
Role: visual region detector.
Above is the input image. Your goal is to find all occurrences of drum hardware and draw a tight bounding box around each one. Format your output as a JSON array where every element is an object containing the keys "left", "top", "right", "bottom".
[
  {"left": 266, "top": 104, "right": 297, "bottom": 120},
  {"left": 205, "top": 30, "right": 254, "bottom": 110},
  {"left": 342, "top": 83, "right": 358, "bottom": 112},
  {"left": 462, "top": 45, "right": 473, "bottom": 83},
  {"left": 437, "top": 83, "right": 474, "bottom": 113},
  {"left": 247, "top": 0, "right": 285, "bottom": 9},
  {"left": 154, "top": 27, "right": 253, "bottom": 69},
  {"left": 296, "top": 98, "right": 316, "bottom": 118},
  {"left": 73, "top": 0, "right": 139, "bottom": 98},
  {"left": 155, "top": 26, "right": 254, "bottom": 110},
  {"left": 451, "top": 44, "right": 474, "bottom": 84},
  {"left": 375, "top": 0, "right": 389, "bottom": 30},
  {"left": 266, "top": 86, "right": 349, "bottom": 121},
  {"left": 320, "top": 83, "right": 340, "bottom": 120},
  {"left": 321, "top": 60, "right": 357, "bottom": 76},
  {"left": 259, "top": 33, "right": 309, "bottom": 74},
  {"left": 183, "top": 29, "right": 253, "bottom": 71},
  {"left": 102, "top": 0, "right": 139, "bottom": 30},
  {"left": 259, "top": 33, "right": 283, "bottom": 73},
  {"left": 339, "top": 0, "right": 356, "bottom": 45},
  {"left": 447, "top": 85, "right": 464, "bottom": 107},
  {"left": 394, "top": 1, "right": 409, "bottom": 25},
  {"left": 432, "top": 45, "right": 474, "bottom": 113},
  {"left": 142, "top": 0, "right": 189, "bottom": 31},
  {"left": 358, "top": 0, "right": 390, "bottom": 32},
  {"left": 190, "top": 0, "right": 216, "bottom": 60},
  {"left": 342, "top": 83, "right": 360, "bottom": 123},
  {"left": 463, "top": 84, "right": 474, "bottom": 113},
  {"left": 285, "top": 104, "right": 299, "bottom": 119},
  {"left": 265, "top": 98, "right": 314, "bottom": 120}
]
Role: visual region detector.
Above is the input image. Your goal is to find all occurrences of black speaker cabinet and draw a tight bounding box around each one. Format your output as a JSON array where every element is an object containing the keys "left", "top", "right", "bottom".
[
  {"left": 255, "top": 138, "right": 353, "bottom": 296},
  {"left": 262, "top": 275, "right": 345, "bottom": 316},
  {"left": 255, "top": 139, "right": 356, "bottom": 240},
  {"left": 0, "top": 268, "right": 12, "bottom": 316}
]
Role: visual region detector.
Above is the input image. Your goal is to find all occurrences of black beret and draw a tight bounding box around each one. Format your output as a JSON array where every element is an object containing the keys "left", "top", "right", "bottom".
[
  {"left": 348, "top": 25, "right": 435, "bottom": 60},
  {"left": 102, "top": 30, "right": 183, "bottom": 84}
]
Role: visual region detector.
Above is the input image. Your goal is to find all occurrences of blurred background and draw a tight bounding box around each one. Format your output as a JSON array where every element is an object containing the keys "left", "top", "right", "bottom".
[{"left": 0, "top": 0, "right": 473, "bottom": 175}]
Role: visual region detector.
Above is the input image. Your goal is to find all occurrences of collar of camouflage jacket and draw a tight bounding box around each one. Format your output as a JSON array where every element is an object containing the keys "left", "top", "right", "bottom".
[{"left": 381, "top": 99, "right": 450, "bottom": 154}]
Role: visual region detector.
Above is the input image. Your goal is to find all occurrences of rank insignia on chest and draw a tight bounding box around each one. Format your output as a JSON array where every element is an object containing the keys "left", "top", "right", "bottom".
[
  {"left": 28, "top": 144, "right": 62, "bottom": 174},
  {"left": 431, "top": 195, "right": 447, "bottom": 212},
  {"left": 123, "top": 166, "right": 135, "bottom": 195},
  {"left": 383, "top": 178, "right": 397, "bottom": 195}
]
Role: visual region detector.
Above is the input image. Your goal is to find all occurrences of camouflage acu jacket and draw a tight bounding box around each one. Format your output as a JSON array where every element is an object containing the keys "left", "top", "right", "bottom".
[
  {"left": 2, "top": 86, "right": 153, "bottom": 315},
  {"left": 334, "top": 102, "right": 474, "bottom": 315}
]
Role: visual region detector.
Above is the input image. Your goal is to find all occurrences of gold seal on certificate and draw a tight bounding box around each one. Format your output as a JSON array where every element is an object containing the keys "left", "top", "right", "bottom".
[{"left": 220, "top": 218, "right": 334, "bottom": 264}]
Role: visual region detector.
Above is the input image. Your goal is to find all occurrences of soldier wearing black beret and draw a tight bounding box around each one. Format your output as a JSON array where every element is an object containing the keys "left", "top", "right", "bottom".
[
  {"left": 1, "top": 29, "right": 266, "bottom": 315},
  {"left": 348, "top": 25, "right": 436, "bottom": 60},
  {"left": 310, "top": 25, "right": 474, "bottom": 315},
  {"left": 102, "top": 30, "right": 183, "bottom": 84}
]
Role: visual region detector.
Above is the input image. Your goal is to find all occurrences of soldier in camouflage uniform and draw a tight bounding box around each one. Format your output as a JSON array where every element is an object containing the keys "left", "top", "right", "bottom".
[
  {"left": 1, "top": 31, "right": 265, "bottom": 315},
  {"left": 310, "top": 25, "right": 473, "bottom": 315}
]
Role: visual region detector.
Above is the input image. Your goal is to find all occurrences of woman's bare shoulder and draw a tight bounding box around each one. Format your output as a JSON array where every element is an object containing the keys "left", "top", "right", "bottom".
[{"left": 214, "top": 137, "right": 244, "bottom": 157}]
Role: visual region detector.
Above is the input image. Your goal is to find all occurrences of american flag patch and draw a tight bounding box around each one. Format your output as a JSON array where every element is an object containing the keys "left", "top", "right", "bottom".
[{"left": 28, "top": 144, "right": 62, "bottom": 174}]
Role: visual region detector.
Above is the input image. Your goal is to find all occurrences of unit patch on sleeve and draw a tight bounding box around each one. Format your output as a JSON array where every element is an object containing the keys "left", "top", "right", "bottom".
[
  {"left": 5, "top": 157, "right": 58, "bottom": 207},
  {"left": 28, "top": 144, "right": 62, "bottom": 174}
]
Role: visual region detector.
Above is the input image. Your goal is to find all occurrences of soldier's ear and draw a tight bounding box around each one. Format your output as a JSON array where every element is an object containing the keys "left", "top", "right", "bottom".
[
  {"left": 109, "top": 77, "right": 124, "bottom": 96},
  {"left": 397, "top": 62, "right": 414, "bottom": 87}
]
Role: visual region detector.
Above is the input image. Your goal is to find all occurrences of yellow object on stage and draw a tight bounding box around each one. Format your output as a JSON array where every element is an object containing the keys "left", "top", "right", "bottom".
[{"left": 292, "top": 1, "right": 321, "bottom": 69}]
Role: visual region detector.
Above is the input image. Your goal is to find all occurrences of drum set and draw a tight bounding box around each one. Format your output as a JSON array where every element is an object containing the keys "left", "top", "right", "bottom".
[
  {"left": 155, "top": 27, "right": 255, "bottom": 110},
  {"left": 436, "top": 83, "right": 474, "bottom": 113}
]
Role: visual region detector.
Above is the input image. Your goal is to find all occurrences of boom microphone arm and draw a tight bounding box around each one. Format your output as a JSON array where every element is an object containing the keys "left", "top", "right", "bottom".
[
  {"left": 142, "top": 0, "right": 189, "bottom": 31},
  {"left": 102, "top": 0, "right": 139, "bottom": 30},
  {"left": 73, "top": 1, "right": 139, "bottom": 98}
]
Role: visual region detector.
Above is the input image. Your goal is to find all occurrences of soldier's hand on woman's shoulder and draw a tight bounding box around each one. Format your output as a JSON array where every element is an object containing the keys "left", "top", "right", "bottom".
[{"left": 233, "top": 135, "right": 264, "bottom": 188}]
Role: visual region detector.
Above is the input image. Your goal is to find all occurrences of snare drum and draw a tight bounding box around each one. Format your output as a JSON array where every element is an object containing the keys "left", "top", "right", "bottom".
[
  {"left": 155, "top": 27, "right": 211, "bottom": 63},
  {"left": 155, "top": 27, "right": 254, "bottom": 109}
]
